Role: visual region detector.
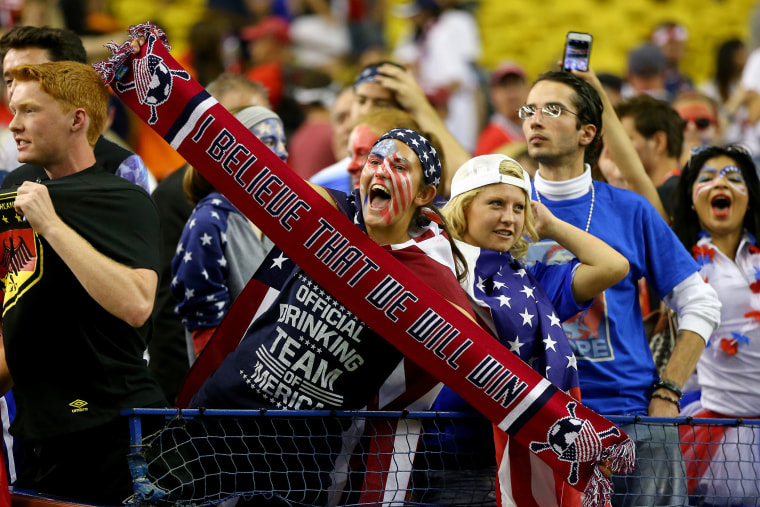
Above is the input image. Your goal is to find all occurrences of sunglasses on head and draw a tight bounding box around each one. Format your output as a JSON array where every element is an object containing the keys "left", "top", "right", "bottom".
[
  {"left": 682, "top": 116, "right": 715, "bottom": 130},
  {"left": 689, "top": 143, "right": 752, "bottom": 157}
]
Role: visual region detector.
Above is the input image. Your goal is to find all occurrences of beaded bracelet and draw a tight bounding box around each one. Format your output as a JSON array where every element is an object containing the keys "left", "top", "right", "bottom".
[
  {"left": 653, "top": 378, "right": 683, "bottom": 399},
  {"left": 649, "top": 392, "right": 681, "bottom": 411}
]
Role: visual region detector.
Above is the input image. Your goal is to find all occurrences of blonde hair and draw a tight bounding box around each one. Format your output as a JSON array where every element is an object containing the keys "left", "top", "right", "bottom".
[
  {"left": 442, "top": 158, "right": 537, "bottom": 260},
  {"left": 10, "top": 61, "right": 108, "bottom": 147}
]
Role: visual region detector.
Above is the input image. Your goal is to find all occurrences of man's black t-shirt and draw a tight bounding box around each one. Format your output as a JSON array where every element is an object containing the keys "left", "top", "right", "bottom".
[{"left": 0, "top": 165, "right": 166, "bottom": 439}]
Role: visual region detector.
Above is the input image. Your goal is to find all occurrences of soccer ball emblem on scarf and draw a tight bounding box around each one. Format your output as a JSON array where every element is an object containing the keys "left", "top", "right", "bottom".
[
  {"left": 530, "top": 401, "right": 622, "bottom": 485},
  {"left": 113, "top": 34, "right": 190, "bottom": 125}
]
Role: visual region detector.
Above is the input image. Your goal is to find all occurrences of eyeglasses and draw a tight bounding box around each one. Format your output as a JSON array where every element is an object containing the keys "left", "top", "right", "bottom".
[
  {"left": 682, "top": 116, "right": 715, "bottom": 131},
  {"left": 517, "top": 104, "right": 578, "bottom": 120}
]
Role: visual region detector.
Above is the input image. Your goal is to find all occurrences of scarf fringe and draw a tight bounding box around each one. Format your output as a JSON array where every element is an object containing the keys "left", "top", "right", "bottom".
[
  {"left": 582, "top": 437, "right": 636, "bottom": 507},
  {"left": 92, "top": 22, "right": 170, "bottom": 85}
]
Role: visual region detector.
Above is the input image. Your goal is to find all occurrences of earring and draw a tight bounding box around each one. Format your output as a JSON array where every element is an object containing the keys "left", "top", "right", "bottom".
[{"left": 691, "top": 204, "right": 695, "bottom": 210}]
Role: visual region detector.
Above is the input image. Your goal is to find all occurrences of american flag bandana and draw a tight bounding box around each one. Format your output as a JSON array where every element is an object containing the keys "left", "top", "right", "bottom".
[
  {"left": 376, "top": 128, "right": 442, "bottom": 188},
  {"left": 96, "top": 24, "right": 634, "bottom": 506},
  {"left": 460, "top": 245, "right": 581, "bottom": 395}
]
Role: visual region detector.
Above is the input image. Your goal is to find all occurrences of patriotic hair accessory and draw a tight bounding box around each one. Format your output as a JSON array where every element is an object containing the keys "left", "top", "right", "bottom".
[
  {"left": 450, "top": 154, "right": 532, "bottom": 200},
  {"left": 353, "top": 61, "right": 406, "bottom": 89},
  {"left": 354, "top": 65, "right": 381, "bottom": 88},
  {"left": 376, "top": 128, "right": 442, "bottom": 188}
]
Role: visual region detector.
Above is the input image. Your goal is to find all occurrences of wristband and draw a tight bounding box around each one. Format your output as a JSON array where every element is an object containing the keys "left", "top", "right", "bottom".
[
  {"left": 653, "top": 378, "right": 683, "bottom": 399},
  {"left": 649, "top": 392, "right": 681, "bottom": 411}
]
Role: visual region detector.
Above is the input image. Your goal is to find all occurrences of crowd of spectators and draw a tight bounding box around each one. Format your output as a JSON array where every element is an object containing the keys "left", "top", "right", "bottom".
[{"left": 0, "top": 0, "right": 759, "bottom": 505}]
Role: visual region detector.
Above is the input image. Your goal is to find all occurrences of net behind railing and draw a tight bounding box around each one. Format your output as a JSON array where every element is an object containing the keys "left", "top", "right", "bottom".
[{"left": 122, "top": 409, "right": 760, "bottom": 507}]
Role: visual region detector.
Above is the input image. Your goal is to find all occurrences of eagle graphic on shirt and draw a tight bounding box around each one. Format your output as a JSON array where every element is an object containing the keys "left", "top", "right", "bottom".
[{"left": 0, "top": 192, "right": 42, "bottom": 315}]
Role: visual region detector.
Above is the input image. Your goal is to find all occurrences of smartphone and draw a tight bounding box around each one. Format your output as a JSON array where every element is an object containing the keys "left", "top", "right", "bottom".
[{"left": 562, "top": 32, "right": 593, "bottom": 72}]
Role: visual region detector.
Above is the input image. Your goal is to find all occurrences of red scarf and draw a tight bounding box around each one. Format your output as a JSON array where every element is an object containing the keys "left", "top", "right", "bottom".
[{"left": 95, "top": 24, "right": 634, "bottom": 506}]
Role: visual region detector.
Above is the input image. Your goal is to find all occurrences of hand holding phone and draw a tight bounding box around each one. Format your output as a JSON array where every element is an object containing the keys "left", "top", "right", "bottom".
[{"left": 563, "top": 32, "right": 593, "bottom": 72}]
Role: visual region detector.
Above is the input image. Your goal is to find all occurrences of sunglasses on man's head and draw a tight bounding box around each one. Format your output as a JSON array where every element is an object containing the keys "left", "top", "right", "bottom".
[{"left": 682, "top": 116, "right": 715, "bottom": 130}]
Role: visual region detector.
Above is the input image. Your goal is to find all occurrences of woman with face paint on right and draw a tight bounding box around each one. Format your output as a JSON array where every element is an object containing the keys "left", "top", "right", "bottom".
[{"left": 672, "top": 145, "right": 760, "bottom": 506}]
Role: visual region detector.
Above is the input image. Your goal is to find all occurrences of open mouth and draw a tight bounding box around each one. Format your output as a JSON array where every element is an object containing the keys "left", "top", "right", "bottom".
[
  {"left": 711, "top": 194, "right": 731, "bottom": 217},
  {"left": 370, "top": 184, "right": 391, "bottom": 208}
]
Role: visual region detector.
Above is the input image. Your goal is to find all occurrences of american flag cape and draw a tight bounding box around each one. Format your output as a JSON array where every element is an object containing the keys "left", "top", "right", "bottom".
[
  {"left": 95, "top": 24, "right": 634, "bottom": 506},
  {"left": 458, "top": 241, "right": 584, "bottom": 506}
]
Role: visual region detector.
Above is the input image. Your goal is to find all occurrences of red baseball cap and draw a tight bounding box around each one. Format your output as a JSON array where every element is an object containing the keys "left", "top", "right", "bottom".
[
  {"left": 490, "top": 61, "right": 526, "bottom": 85},
  {"left": 241, "top": 17, "right": 290, "bottom": 44}
]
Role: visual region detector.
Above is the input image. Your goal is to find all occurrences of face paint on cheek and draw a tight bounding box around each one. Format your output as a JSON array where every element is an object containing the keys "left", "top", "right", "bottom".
[
  {"left": 720, "top": 165, "right": 748, "bottom": 195},
  {"left": 384, "top": 154, "right": 413, "bottom": 221},
  {"left": 693, "top": 178, "right": 718, "bottom": 204},
  {"left": 367, "top": 155, "right": 413, "bottom": 225}
]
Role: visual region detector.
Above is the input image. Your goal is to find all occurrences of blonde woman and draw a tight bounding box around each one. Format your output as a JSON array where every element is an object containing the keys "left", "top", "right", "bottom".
[{"left": 442, "top": 154, "right": 628, "bottom": 507}]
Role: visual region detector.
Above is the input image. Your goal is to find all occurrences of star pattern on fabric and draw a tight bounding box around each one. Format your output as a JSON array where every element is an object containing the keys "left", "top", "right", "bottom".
[
  {"left": 271, "top": 253, "right": 288, "bottom": 269},
  {"left": 377, "top": 128, "right": 442, "bottom": 187},
  {"left": 519, "top": 307, "right": 534, "bottom": 327},
  {"left": 543, "top": 333, "right": 557, "bottom": 351},
  {"left": 520, "top": 285, "right": 535, "bottom": 300},
  {"left": 508, "top": 336, "right": 524, "bottom": 354},
  {"left": 497, "top": 294, "right": 511, "bottom": 308},
  {"left": 470, "top": 250, "right": 581, "bottom": 390}
]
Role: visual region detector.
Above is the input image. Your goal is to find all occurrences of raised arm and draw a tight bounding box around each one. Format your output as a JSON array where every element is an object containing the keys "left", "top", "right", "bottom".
[
  {"left": 14, "top": 182, "right": 157, "bottom": 327},
  {"left": 531, "top": 200, "right": 629, "bottom": 302},
  {"left": 373, "top": 64, "right": 471, "bottom": 198},
  {"left": 575, "top": 68, "right": 669, "bottom": 222}
]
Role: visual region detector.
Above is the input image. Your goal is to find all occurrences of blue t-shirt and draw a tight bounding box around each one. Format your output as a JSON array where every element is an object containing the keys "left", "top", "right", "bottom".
[{"left": 526, "top": 181, "right": 699, "bottom": 416}]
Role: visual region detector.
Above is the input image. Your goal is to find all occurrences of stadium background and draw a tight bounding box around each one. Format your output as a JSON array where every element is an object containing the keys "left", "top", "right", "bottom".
[{"left": 107, "top": 0, "right": 759, "bottom": 86}]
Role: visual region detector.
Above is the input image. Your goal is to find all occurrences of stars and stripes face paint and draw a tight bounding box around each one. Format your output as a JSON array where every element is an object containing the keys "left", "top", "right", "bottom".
[
  {"left": 692, "top": 156, "right": 750, "bottom": 235},
  {"left": 251, "top": 118, "right": 288, "bottom": 162},
  {"left": 376, "top": 128, "right": 442, "bottom": 188},
  {"left": 362, "top": 138, "right": 416, "bottom": 225},
  {"left": 692, "top": 164, "right": 748, "bottom": 204}
]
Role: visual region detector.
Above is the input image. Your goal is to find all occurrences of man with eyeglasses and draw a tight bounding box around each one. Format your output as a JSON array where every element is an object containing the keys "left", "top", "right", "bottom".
[
  {"left": 521, "top": 70, "right": 721, "bottom": 507},
  {"left": 615, "top": 94, "right": 685, "bottom": 219}
]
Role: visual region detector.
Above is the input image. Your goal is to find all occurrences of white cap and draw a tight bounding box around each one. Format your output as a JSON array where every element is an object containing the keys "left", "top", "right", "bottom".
[{"left": 450, "top": 154, "right": 532, "bottom": 200}]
